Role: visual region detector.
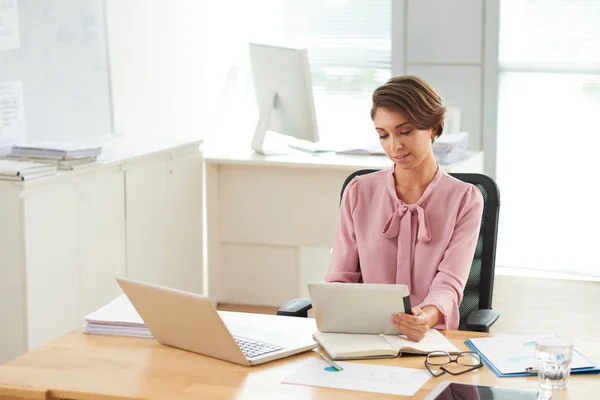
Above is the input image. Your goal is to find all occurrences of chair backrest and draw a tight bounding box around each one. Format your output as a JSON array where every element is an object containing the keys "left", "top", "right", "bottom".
[{"left": 340, "top": 169, "right": 500, "bottom": 331}]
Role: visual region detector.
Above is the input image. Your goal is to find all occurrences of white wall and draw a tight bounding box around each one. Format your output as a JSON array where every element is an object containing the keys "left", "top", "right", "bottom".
[
  {"left": 104, "top": 0, "right": 499, "bottom": 176},
  {"left": 393, "top": 0, "right": 499, "bottom": 177},
  {"left": 104, "top": 0, "right": 206, "bottom": 142}
]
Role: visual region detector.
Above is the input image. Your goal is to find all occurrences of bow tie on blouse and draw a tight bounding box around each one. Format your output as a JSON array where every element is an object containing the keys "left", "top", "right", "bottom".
[
  {"left": 382, "top": 165, "right": 441, "bottom": 288},
  {"left": 382, "top": 202, "right": 432, "bottom": 290},
  {"left": 382, "top": 203, "right": 432, "bottom": 243}
]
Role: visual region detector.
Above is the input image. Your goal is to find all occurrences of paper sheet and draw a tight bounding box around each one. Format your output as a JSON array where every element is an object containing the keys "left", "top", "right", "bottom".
[
  {"left": 84, "top": 294, "right": 145, "bottom": 325},
  {"left": 282, "top": 358, "right": 431, "bottom": 397},
  {"left": 0, "top": 0, "right": 20, "bottom": 50},
  {"left": 0, "top": 81, "right": 26, "bottom": 148},
  {"left": 469, "top": 335, "right": 595, "bottom": 375}
]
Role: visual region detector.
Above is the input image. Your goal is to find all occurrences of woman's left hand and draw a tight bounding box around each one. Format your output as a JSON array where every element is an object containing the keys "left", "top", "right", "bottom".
[{"left": 391, "top": 306, "right": 430, "bottom": 342}]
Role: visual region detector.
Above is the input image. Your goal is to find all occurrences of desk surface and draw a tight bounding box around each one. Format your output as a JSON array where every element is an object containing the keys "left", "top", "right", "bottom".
[
  {"left": 0, "top": 136, "right": 203, "bottom": 191},
  {"left": 0, "top": 329, "right": 598, "bottom": 400},
  {"left": 204, "top": 144, "right": 483, "bottom": 173}
]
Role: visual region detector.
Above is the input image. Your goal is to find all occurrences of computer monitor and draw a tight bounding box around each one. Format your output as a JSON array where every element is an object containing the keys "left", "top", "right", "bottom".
[{"left": 248, "top": 43, "right": 320, "bottom": 155}]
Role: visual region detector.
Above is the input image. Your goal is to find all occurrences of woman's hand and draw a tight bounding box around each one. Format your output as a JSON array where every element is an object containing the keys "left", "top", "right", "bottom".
[{"left": 391, "top": 306, "right": 430, "bottom": 342}]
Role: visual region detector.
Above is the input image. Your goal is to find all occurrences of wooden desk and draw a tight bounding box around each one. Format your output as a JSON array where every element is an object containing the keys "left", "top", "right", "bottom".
[
  {"left": 1, "top": 330, "right": 597, "bottom": 400},
  {"left": 204, "top": 148, "right": 484, "bottom": 308}
]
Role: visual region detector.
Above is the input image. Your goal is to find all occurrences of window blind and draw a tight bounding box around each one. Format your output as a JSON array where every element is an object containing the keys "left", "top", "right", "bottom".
[
  {"left": 278, "top": 0, "right": 392, "bottom": 94},
  {"left": 497, "top": 0, "right": 600, "bottom": 276},
  {"left": 500, "top": 0, "right": 600, "bottom": 72}
]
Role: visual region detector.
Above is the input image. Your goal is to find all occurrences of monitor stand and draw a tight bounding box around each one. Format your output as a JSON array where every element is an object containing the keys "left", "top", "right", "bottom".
[{"left": 251, "top": 91, "right": 291, "bottom": 156}]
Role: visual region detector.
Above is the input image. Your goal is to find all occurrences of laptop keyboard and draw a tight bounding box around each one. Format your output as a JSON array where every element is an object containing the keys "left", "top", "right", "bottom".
[{"left": 234, "top": 337, "right": 283, "bottom": 359}]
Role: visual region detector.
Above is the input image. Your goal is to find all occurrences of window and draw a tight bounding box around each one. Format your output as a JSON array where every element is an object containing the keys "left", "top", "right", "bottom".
[
  {"left": 497, "top": 0, "right": 600, "bottom": 276},
  {"left": 200, "top": 0, "right": 392, "bottom": 146}
]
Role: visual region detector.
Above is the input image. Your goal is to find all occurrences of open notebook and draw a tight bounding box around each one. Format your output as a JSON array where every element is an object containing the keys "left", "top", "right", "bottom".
[{"left": 314, "top": 329, "right": 460, "bottom": 360}]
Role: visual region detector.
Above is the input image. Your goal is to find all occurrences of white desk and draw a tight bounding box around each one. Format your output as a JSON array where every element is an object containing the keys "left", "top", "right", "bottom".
[{"left": 204, "top": 148, "right": 484, "bottom": 307}]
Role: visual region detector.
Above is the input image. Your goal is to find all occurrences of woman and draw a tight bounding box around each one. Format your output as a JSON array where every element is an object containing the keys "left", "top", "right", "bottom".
[{"left": 325, "top": 76, "right": 483, "bottom": 341}]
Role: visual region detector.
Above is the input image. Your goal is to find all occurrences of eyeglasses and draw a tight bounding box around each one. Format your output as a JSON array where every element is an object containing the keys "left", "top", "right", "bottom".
[{"left": 425, "top": 351, "right": 483, "bottom": 377}]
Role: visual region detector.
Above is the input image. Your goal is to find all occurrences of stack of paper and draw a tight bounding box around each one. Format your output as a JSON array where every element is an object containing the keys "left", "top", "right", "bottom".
[
  {"left": 335, "top": 143, "right": 385, "bottom": 156},
  {"left": 83, "top": 294, "right": 152, "bottom": 338},
  {"left": 3, "top": 154, "right": 98, "bottom": 170},
  {"left": 9, "top": 142, "right": 102, "bottom": 170},
  {"left": 432, "top": 131, "right": 469, "bottom": 164},
  {"left": 0, "top": 159, "right": 57, "bottom": 181},
  {"left": 288, "top": 137, "right": 386, "bottom": 155}
]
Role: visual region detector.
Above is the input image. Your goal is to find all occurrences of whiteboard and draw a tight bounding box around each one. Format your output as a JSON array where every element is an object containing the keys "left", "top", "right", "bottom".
[{"left": 0, "top": 0, "right": 113, "bottom": 143}]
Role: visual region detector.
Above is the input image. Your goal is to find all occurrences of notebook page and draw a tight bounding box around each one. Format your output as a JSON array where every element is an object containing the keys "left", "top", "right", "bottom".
[
  {"left": 313, "top": 332, "right": 396, "bottom": 359},
  {"left": 84, "top": 294, "right": 145, "bottom": 326},
  {"left": 383, "top": 329, "right": 460, "bottom": 354}
]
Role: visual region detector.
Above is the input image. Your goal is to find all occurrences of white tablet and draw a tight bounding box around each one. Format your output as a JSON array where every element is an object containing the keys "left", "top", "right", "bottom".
[{"left": 307, "top": 282, "right": 411, "bottom": 335}]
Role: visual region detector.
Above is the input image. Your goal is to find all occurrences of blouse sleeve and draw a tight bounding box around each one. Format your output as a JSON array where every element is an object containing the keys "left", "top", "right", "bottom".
[
  {"left": 325, "top": 178, "right": 362, "bottom": 283},
  {"left": 418, "top": 184, "right": 484, "bottom": 330}
]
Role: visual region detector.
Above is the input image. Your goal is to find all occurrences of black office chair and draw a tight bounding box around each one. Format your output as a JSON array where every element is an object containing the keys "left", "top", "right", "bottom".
[{"left": 277, "top": 169, "right": 501, "bottom": 332}]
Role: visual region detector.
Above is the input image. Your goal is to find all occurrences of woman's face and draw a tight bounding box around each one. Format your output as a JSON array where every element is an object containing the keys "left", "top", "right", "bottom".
[{"left": 373, "top": 107, "right": 436, "bottom": 171}]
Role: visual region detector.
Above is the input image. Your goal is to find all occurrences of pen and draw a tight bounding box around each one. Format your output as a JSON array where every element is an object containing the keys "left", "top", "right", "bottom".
[{"left": 319, "top": 351, "right": 343, "bottom": 371}]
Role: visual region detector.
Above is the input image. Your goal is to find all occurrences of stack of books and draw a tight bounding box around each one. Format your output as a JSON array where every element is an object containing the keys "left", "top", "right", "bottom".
[
  {"left": 0, "top": 159, "right": 58, "bottom": 181},
  {"left": 7, "top": 142, "right": 103, "bottom": 170},
  {"left": 83, "top": 294, "right": 152, "bottom": 338}
]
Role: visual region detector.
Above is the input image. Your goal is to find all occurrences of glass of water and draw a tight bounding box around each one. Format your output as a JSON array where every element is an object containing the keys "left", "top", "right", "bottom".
[{"left": 535, "top": 336, "right": 574, "bottom": 390}]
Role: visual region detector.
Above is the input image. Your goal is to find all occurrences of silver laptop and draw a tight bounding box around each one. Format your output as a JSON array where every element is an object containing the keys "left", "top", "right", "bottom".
[
  {"left": 308, "top": 282, "right": 411, "bottom": 335},
  {"left": 116, "top": 277, "right": 317, "bottom": 366}
]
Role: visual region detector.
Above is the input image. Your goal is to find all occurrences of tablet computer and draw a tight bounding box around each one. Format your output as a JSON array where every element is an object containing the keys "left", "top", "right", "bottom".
[
  {"left": 307, "top": 282, "right": 411, "bottom": 335},
  {"left": 424, "top": 382, "right": 542, "bottom": 400}
]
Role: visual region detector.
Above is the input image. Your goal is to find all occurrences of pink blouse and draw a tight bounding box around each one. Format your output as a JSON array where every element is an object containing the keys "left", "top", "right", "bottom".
[{"left": 325, "top": 166, "right": 483, "bottom": 330}]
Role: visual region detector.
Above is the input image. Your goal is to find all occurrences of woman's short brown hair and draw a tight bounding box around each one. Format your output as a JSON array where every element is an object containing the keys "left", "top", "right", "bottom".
[{"left": 370, "top": 76, "right": 446, "bottom": 139}]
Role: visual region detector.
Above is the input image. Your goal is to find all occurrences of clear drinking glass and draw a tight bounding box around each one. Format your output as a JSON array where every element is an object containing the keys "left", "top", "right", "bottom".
[{"left": 535, "top": 337, "right": 574, "bottom": 390}]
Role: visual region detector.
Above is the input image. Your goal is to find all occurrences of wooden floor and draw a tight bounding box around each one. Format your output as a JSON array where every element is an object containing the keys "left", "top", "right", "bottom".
[{"left": 218, "top": 274, "right": 600, "bottom": 342}]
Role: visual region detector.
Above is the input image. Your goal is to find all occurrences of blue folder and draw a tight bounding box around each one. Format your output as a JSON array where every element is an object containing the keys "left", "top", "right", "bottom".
[{"left": 464, "top": 339, "right": 600, "bottom": 377}]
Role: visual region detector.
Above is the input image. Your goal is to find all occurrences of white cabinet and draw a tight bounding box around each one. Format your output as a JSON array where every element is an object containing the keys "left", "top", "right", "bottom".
[
  {"left": 0, "top": 188, "right": 27, "bottom": 364},
  {"left": 125, "top": 152, "right": 203, "bottom": 294},
  {"left": 22, "top": 171, "right": 126, "bottom": 351},
  {"left": 78, "top": 172, "right": 126, "bottom": 316},
  {"left": 125, "top": 159, "right": 169, "bottom": 285},
  {"left": 0, "top": 140, "right": 204, "bottom": 364},
  {"left": 165, "top": 153, "right": 204, "bottom": 294},
  {"left": 23, "top": 184, "right": 80, "bottom": 351}
]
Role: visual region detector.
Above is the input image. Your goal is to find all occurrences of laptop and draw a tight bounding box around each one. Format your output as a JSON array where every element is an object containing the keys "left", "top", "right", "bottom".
[
  {"left": 116, "top": 277, "right": 317, "bottom": 366},
  {"left": 308, "top": 282, "right": 411, "bottom": 335}
]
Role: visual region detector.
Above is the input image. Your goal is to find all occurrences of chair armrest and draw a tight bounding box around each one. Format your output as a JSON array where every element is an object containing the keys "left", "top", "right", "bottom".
[
  {"left": 466, "top": 309, "right": 500, "bottom": 333},
  {"left": 277, "top": 298, "right": 312, "bottom": 318}
]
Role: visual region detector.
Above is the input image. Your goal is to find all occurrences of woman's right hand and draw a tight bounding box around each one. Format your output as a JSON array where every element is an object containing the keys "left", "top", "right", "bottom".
[{"left": 391, "top": 306, "right": 430, "bottom": 342}]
